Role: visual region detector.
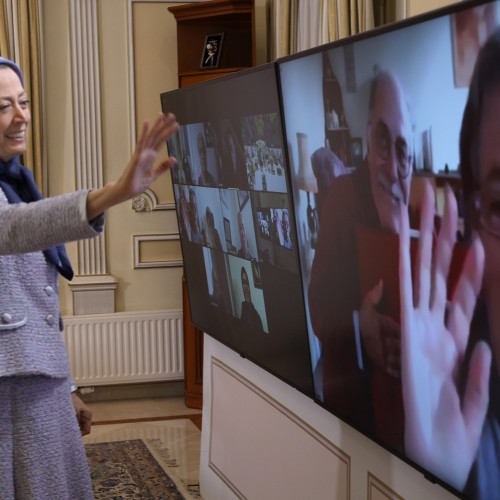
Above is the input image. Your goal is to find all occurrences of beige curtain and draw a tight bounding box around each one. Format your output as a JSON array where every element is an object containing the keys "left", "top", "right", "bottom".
[
  {"left": 269, "top": 0, "right": 298, "bottom": 60},
  {"left": 270, "top": 0, "right": 375, "bottom": 58},
  {"left": 0, "top": 0, "right": 43, "bottom": 191},
  {"left": 327, "top": 0, "right": 375, "bottom": 41}
]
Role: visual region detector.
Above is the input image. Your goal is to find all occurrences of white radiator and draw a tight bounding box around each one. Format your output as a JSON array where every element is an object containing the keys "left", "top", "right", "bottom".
[{"left": 62, "top": 310, "right": 184, "bottom": 386}]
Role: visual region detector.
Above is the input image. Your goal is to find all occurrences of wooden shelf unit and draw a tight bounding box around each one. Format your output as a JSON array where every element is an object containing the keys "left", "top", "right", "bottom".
[
  {"left": 168, "top": 0, "right": 255, "bottom": 88},
  {"left": 169, "top": 0, "right": 256, "bottom": 409}
]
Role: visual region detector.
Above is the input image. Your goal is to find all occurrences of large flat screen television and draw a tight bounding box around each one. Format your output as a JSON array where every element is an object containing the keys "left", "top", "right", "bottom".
[
  {"left": 278, "top": 0, "right": 500, "bottom": 497},
  {"left": 160, "top": 64, "right": 315, "bottom": 397},
  {"left": 162, "top": 0, "right": 500, "bottom": 496}
]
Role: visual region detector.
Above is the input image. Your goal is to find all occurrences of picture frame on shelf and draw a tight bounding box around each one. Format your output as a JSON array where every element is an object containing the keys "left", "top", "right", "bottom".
[
  {"left": 251, "top": 261, "right": 262, "bottom": 289},
  {"left": 451, "top": 4, "right": 496, "bottom": 87},
  {"left": 200, "top": 33, "right": 224, "bottom": 69},
  {"left": 351, "top": 137, "right": 363, "bottom": 168}
]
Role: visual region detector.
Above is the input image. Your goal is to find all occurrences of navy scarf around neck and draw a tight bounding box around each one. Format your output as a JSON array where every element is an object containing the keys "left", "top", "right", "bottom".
[{"left": 0, "top": 156, "right": 74, "bottom": 280}]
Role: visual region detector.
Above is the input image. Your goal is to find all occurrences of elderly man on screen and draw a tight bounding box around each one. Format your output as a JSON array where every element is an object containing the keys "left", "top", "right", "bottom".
[{"left": 308, "top": 70, "right": 412, "bottom": 448}]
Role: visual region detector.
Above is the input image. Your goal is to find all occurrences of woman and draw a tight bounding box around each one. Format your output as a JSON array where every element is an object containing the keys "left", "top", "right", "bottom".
[
  {"left": 399, "top": 29, "right": 500, "bottom": 498},
  {"left": 239, "top": 267, "right": 264, "bottom": 333},
  {"left": 0, "top": 57, "right": 178, "bottom": 498}
]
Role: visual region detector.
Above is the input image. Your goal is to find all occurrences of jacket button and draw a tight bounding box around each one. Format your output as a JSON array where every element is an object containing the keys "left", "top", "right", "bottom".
[
  {"left": 44, "top": 286, "right": 55, "bottom": 296},
  {"left": 46, "top": 314, "right": 56, "bottom": 326},
  {"left": 1, "top": 313, "right": 12, "bottom": 323}
]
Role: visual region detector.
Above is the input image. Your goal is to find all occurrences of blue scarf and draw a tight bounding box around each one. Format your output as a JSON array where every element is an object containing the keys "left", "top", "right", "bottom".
[{"left": 0, "top": 156, "right": 74, "bottom": 280}]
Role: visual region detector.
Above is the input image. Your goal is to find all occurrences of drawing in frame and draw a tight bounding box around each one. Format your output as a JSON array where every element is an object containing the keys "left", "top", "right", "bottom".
[
  {"left": 451, "top": 4, "right": 497, "bottom": 87},
  {"left": 351, "top": 137, "right": 363, "bottom": 169},
  {"left": 200, "top": 32, "right": 224, "bottom": 69}
]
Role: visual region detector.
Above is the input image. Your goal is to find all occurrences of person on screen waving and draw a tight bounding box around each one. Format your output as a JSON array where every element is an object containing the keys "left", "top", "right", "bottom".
[
  {"left": 399, "top": 28, "right": 500, "bottom": 499},
  {"left": 308, "top": 69, "right": 413, "bottom": 447},
  {"left": 0, "top": 56, "right": 178, "bottom": 499}
]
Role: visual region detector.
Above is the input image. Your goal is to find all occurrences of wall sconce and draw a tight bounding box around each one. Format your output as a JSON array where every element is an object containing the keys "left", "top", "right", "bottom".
[{"left": 296, "top": 132, "right": 319, "bottom": 248}]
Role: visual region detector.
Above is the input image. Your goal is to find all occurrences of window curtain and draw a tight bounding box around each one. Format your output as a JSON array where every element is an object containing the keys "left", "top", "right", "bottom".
[
  {"left": 0, "top": 0, "right": 44, "bottom": 192},
  {"left": 270, "top": 0, "right": 376, "bottom": 59}
]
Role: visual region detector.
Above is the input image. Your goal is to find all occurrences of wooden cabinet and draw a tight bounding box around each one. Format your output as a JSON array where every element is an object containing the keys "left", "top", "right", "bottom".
[
  {"left": 168, "top": 0, "right": 255, "bottom": 88},
  {"left": 182, "top": 277, "right": 204, "bottom": 409},
  {"left": 169, "top": 0, "right": 256, "bottom": 409}
]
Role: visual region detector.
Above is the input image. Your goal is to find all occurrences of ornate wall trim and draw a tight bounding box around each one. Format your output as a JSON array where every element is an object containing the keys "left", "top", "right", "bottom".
[
  {"left": 132, "top": 188, "right": 176, "bottom": 212},
  {"left": 133, "top": 233, "right": 183, "bottom": 269},
  {"left": 69, "top": 0, "right": 107, "bottom": 276}
]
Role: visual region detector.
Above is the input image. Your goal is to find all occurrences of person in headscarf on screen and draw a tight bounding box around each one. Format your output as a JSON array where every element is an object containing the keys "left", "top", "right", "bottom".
[
  {"left": 237, "top": 210, "right": 251, "bottom": 260},
  {"left": 399, "top": 29, "right": 500, "bottom": 498},
  {"left": 239, "top": 266, "right": 264, "bottom": 333},
  {"left": 197, "top": 132, "right": 216, "bottom": 187},
  {"left": 0, "top": 56, "right": 178, "bottom": 499}
]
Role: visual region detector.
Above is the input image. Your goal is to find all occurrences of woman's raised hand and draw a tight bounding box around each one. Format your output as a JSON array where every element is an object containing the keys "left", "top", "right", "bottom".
[
  {"left": 86, "top": 113, "right": 178, "bottom": 219},
  {"left": 399, "top": 181, "right": 491, "bottom": 491}
]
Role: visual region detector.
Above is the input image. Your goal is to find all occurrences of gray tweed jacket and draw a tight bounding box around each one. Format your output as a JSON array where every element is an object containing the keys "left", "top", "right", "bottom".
[{"left": 0, "top": 188, "right": 103, "bottom": 378}]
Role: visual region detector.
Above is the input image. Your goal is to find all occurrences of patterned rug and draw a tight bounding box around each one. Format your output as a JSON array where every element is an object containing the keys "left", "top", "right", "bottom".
[{"left": 86, "top": 439, "right": 196, "bottom": 499}]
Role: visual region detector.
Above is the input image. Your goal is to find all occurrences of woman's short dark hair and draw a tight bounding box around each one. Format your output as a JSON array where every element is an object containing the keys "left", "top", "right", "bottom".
[{"left": 460, "top": 28, "right": 500, "bottom": 233}]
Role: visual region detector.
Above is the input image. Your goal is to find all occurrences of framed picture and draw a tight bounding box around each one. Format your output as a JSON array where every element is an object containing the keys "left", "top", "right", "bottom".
[
  {"left": 451, "top": 5, "right": 496, "bottom": 87},
  {"left": 351, "top": 137, "right": 363, "bottom": 169},
  {"left": 200, "top": 33, "right": 224, "bottom": 69},
  {"left": 251, "top": 261, "right": 262, "bottom": 289}
]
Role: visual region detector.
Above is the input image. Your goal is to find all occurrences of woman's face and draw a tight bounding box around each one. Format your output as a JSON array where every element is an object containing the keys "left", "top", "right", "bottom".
[
  {"left": 0, "top": 67, "right": 30, "bottom": 162},
  {"left": 241, "top": 270, "right": 251, "bottom": 303},
  {"left": 478, "top": 85, "right": 500, "bottom": 368}
]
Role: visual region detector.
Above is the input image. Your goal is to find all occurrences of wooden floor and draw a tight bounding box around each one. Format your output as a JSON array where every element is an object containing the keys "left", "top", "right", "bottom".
[
  {"left": 85, "top": 395, "right": 202, "bottom": 426},
  {"left": 92, "top": 412, "right": 202, "bottom": 430}
]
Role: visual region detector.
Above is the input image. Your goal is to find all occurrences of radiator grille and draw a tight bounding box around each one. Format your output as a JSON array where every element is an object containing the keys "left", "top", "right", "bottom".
[{"left": 62, "top": 310, "right": 184, "bottom": 386}]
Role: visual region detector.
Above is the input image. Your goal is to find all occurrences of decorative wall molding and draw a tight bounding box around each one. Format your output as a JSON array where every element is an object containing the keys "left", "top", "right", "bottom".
[
  {"left": 209, "top": 357, "right": 350, "bottom": 499},
  {"left": 69, "top": 0, "right": 107, "bottom": 276},
  {"left": 68, "top": 275, "right": 119, "bottom": 315},
  {"left": 133, "top": 233, "right": 183, "bottom": 269},
  {"left": 132, "top": 188, "right": 176, "bottom": 213},
  {"left": 368, "top": 472, "right": 405, "bottom": 500},
  {"left": 127, "top": 0, "right": 192, "bottom": 212}
]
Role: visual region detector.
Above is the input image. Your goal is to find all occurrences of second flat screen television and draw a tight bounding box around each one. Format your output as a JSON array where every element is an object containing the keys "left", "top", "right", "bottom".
[{"left": 161, "top": 65, "right": 314, "bottom": 397}]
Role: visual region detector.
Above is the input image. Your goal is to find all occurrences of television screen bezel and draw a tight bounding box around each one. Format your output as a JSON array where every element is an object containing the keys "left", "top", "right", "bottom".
[
  {"left": 160, "top": 62, "right": 316, "bottom": 399},
  {"left": 275, "top": 0, "right": 496, "bottom": 498}
]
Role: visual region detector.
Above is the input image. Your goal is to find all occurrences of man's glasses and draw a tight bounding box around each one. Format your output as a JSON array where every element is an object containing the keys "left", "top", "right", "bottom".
[
  {"left": 472, "top": 189, "right": 500, "bottom": 238},
  {"left": 373, "top": 121, "right": 411, "bottom": 179}
]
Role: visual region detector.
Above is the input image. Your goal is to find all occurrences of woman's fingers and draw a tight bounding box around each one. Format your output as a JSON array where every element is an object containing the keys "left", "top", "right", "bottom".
[
  {"left": 448, "top": 236, "right": 485, "bottom": 355},
  {"left": 415, "top": 180, "right": 435, "bottom": 309},
  {"left": 399, "top": 199, "right": 413, "bottom": 322},
  {"left": 463, "top": 340, "right": 491, "bottom": 450},
  {"left": 137, "top": 113, "right": 178, "bottom": 153},
  {"left": 399, "top": 197, "right": 421, "bottom": 413},
  {"left": 136, "top": 120, "right": 150, "bottom": 153},
  {"left": 432, "top": 184, "right": 457, "bottom": 312},
  {"left": 150, "top": 113, "right": 178, "bottom": 151}
]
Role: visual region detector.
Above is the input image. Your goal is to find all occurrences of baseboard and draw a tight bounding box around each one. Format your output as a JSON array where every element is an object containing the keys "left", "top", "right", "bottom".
[{"left": 78, "top": 380, "right": 185, "bottom": 402}]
